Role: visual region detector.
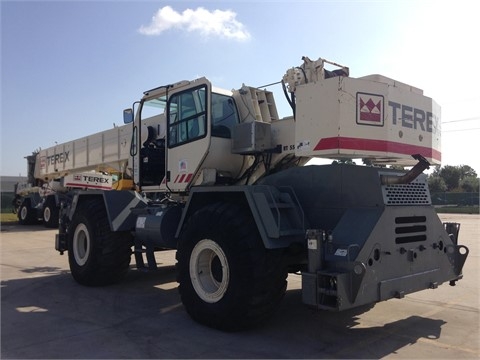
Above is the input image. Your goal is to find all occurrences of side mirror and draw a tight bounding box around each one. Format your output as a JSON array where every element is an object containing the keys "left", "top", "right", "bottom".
[{"left": 123, "top": 108, "right": 134, "bottom": 124}]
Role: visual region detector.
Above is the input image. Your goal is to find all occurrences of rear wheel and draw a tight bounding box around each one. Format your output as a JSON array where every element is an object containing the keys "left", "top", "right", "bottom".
[
  {"left": 43, "top": 198, "right": 59, "bottom": 228},
  {"left": 67, "top": 198, "right": 132, "bottom": 286},
  {"left": 176, "top": 202, "right": 287, "bottom": 331}
]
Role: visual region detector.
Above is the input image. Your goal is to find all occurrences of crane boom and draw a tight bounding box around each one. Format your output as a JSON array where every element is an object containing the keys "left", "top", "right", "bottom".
[{"left": 34, "top": 122, "right": 130, "bottom": 181}]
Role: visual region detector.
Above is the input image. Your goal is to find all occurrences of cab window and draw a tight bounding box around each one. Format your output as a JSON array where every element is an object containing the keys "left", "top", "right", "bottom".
[
  {"left": 211, "top": 93, "right": 239, "bottom": 138},
  {"left": 167, "top": 86, "right": 207, "bottom": 148}
]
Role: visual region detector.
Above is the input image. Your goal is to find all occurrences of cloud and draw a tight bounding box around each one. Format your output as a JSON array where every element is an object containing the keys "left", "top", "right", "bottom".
[{"left": 139, "top": 6, "right": 251, "bottom": 41}]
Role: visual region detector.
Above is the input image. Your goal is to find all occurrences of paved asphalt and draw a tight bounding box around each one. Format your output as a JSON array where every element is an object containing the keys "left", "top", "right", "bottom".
[{"left": 1, "top": 214, "right": 478, "bottom": 359}]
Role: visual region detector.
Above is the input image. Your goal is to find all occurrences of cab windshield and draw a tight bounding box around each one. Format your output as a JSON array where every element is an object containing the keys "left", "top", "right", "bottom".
[{"left": 141, "top": 96, "right": 167, "bottom": 120}]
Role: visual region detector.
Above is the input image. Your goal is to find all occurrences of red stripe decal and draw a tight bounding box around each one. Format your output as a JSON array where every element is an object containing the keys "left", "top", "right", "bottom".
[
  {"left": 314, "top": 137, "right": 441, "bottom": 161},
  {"left": 185, "top": 173, "right": 193, "bottom": 183},
  {"left": 178, "top": 174, "right": 186, "bottom": 183},
  {"left": 174, "top": 174, "right": 180, "bottom": 183},
  {"left": 63, "top": 183, "right": 111, "bottom": 190}
]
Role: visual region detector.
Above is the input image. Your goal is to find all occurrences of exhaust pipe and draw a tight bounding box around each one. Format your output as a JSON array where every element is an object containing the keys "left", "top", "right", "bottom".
[{"left": 380, "top": 154, "right": 430, "bottom": 185}]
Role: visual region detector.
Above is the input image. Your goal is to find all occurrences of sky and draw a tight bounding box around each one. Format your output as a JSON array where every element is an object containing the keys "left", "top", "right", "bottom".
[{"left": 1, "top": 0, "right": 479, "bottom": 177}]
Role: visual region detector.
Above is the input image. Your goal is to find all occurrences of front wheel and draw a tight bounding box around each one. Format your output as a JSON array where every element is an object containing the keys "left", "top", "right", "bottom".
[
  {"left": 67, "top": 198, "right": 132, "bottom": 286},
  {"left": 176, "top": 202, "right": 287, "bottom": 331},
  {"left": 18, "top": 198, "right": 36, "bottom": 225}
]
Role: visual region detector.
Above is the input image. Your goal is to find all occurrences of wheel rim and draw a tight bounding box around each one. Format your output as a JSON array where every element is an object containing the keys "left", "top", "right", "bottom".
[
  {"left": 73, "top": 223, "right": 91, "bottom": 266},
  {"left": 20, "top": 206, "right": 28, "bottom": 220},
  {"left": 44, "top": 206, "right": 51, "bottom": 222},
  {"left": 190, "top": 239, "right": 229, "bottom": 303}
]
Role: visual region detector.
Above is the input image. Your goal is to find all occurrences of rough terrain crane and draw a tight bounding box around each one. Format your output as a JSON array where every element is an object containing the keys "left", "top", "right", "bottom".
[
  {"left": 50, "top": 56, "right": 467, "bottom": 331},
  {"left": 14, "top": 115, "right": 159, "bottom": 227}
]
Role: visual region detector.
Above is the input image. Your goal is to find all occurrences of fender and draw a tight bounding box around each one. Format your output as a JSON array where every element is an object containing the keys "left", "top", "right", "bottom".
[
  {"left": 176, "top": 185, "right": 306, "bottom": 249},
  {"left": 67, "top": 190, "right": 148, "bottom": 232}
]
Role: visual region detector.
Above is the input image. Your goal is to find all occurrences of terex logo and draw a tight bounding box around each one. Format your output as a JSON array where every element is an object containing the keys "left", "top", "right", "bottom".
[
  {"left": 357, "top": 93, "right": 384, "bottom": 126},
  {"left": 82, "top": 175, "right": 110, "bottom": 184},
  {"left": 46, "top": 151, "right": 70, "bottom": 166},
  {"left": 388, "top": 101, "right": 438, "bottom": 133},
  {"left": 356, "top": 92, "right": 439, "bottom": 134}
]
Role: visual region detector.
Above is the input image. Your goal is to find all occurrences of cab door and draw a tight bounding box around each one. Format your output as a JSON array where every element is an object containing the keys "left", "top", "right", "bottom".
[{"left": 166, "top": 78, "right": 212, "bottom": 192}]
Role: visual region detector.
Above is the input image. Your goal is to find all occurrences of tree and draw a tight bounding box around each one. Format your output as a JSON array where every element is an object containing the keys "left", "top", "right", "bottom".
[
  {"left": 431, "top": 164, "right": 479, "bottom": 192},
  {"left": 428, "top": 175, "right": 447, "bottom": 193},
  {"left": 459, "top": 165, "right": 477, "bottom": 179},
  {"left": 434, "top": 165, "right": 461, "bottom": 191},
  {"left": 460, "top": 176, "right": 479, "bottom": 193}
]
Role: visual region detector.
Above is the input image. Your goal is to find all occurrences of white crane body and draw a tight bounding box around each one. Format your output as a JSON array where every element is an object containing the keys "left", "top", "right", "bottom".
[{"left": 33, "top": 55, "right": 467, "bottom": 331}]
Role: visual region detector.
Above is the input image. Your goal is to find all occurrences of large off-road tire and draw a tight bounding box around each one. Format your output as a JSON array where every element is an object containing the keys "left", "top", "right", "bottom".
[
  {"left": 67, "top": 198, "right": 133, "bottom": 286},
  {"left": 176, "top": 202, "right": 288, "bottom": 331},
  {"left": 43, "top": 198, "right": 59, "bottom": 228},
  {"left": 18, "top": 198, "right": 37, "bottom": 225}
]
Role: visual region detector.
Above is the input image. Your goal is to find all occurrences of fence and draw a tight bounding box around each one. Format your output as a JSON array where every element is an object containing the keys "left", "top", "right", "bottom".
[
  {"left": 1, "top": 192, "right": 15, "bottom": 213},
  {"left": 431, "top": 192, "right": 479, "bottom": 207}
]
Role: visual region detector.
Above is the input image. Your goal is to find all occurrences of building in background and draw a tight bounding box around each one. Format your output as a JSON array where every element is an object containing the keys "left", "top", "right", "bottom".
[{"left": 1, "top": 176, "right": 26, "bottom": 213}]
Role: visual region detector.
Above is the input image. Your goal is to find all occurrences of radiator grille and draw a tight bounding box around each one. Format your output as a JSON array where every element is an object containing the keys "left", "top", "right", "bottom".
[
  {"left": 395, "top": 216, "right": 427, "bottom": 244},
  {"left": 381, "top": 174, "right": 431, "bottom": 206}
]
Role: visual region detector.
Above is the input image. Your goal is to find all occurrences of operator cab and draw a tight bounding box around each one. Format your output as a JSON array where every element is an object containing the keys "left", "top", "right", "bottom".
[{"left": 125, "top": 79, "right": 243, "bottom": 192}]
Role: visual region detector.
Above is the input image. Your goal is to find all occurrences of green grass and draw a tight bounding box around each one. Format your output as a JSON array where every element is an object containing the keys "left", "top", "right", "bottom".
[
  {"left": 435, "top": 206, "right": 479, "bottom": 214},
  {"left": 0, "top": 212, "right": 18, "bottom": 224}
]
